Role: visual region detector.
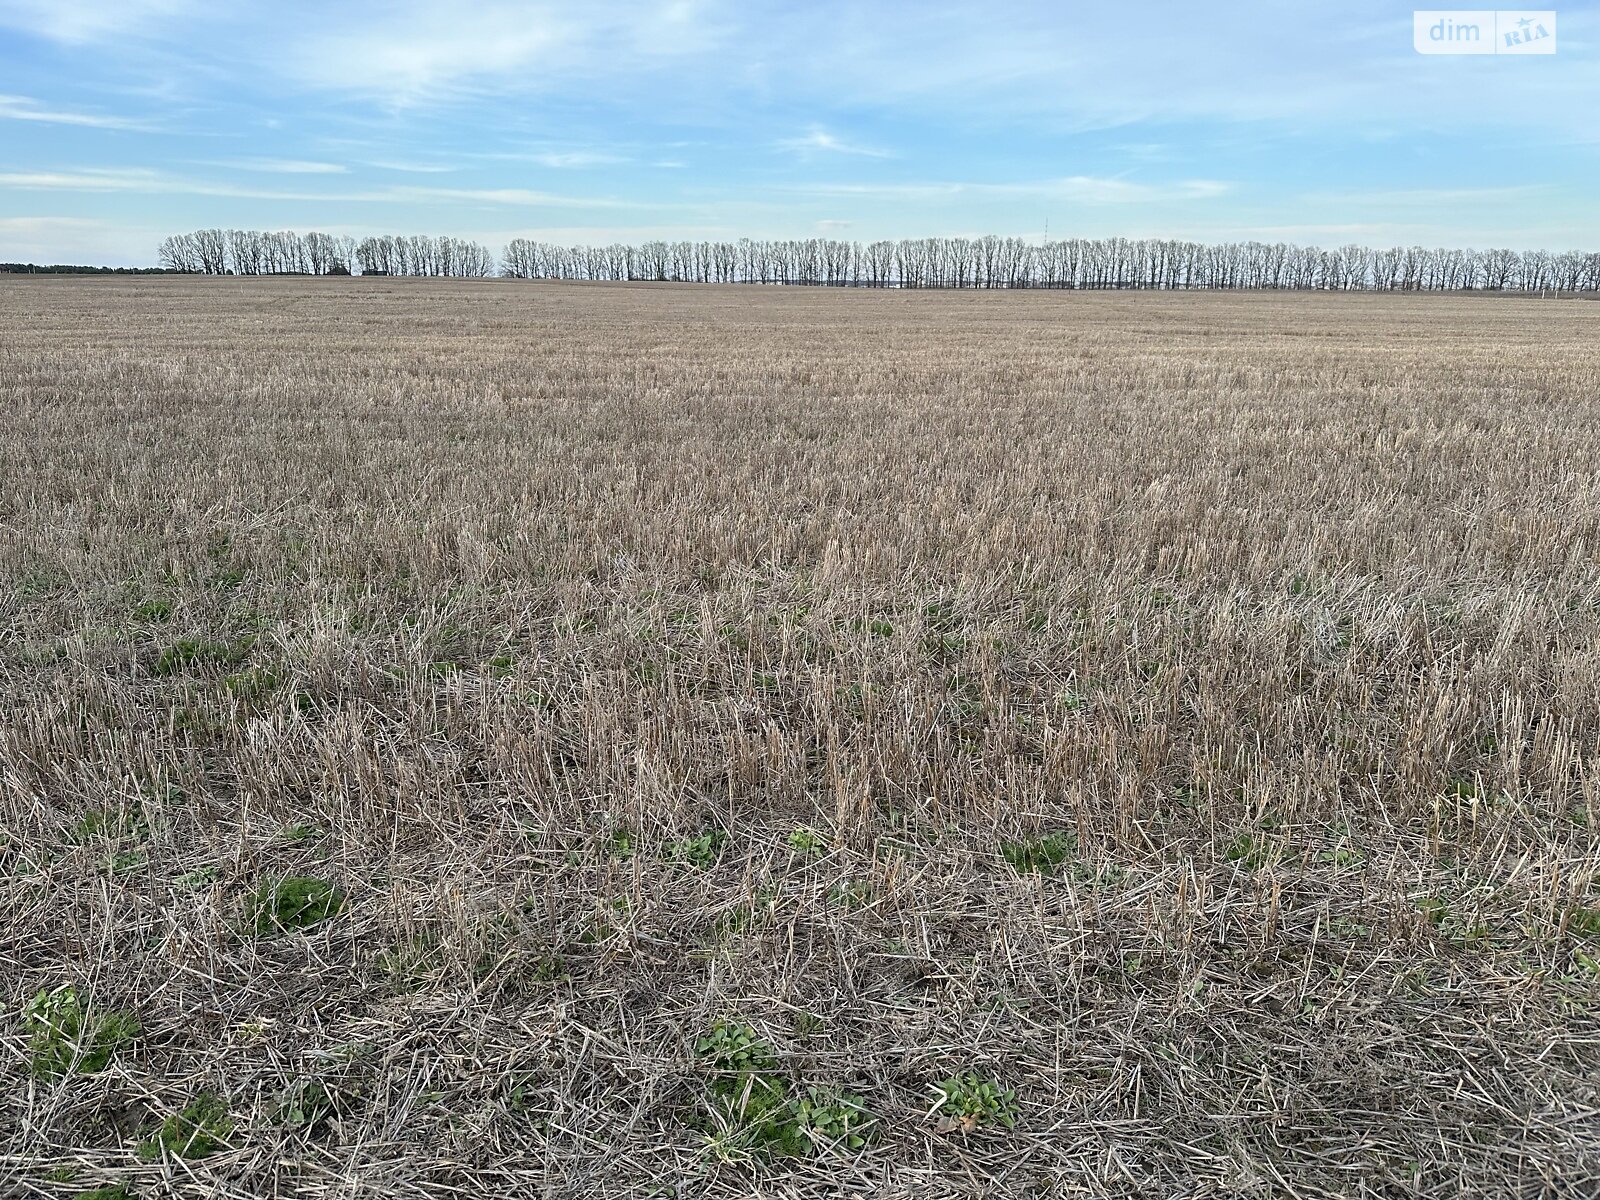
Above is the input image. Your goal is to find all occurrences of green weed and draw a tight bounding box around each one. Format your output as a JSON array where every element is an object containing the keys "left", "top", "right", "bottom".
[
  {"left": 787, "top": 827, "right": 826, "bottom": 856},
  {"left": 69, "top": 805, "right": 147, "bottom": 844},
  {"left": 222, "top": 666, "right": 280, "bottom": 703},
  {"left": 1000, "top": 832, "right": 1074, "bottom": 875},
  {"left": 1224, "top": 834, "right": 1278, "bottom": 871},
  {"left": 136, "top": 1093, "right": 233, "bottom": 1161},
  {"left": 1568, "top": 908, "right": 1600, "bottom": 938},
  {"left": 23, "top": 985, "right": 139, "bottom": 1078},
  {"left": 133, "top": 597, "right": 175, "bottom": 622},
  {"left": 153, "top": 636, "right": 253, "bottom": 676},
  {"left": 933, "top": 1071, "right": 1018, "bottom": 1132},
  {"left": 245, "top": 876, "right": 344, "bottom": 935},
  {"left": 666, "top": 829, "right": 727, "bottom": 870},
  {"left": 692, "top": 1021, "right": 874, "bottom": 1160},
  {"left": 174, "top": 864, "right": 220, "bottom": 891}
]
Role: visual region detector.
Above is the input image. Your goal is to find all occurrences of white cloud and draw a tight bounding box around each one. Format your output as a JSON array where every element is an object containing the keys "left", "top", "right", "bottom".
[
  {"left": 281, "top": 1, "right": 729, "bottom": 104},
  {"left": 300, "top": 12, "right": 563, "bottom": 102},
  {"left": 285, "top": 4, "right": 607, "bottom": 101},
  {"left": 0, "top": 168, "right": 643, "bottom": 208},
  {"left": 731, "top": 2, "right": 1600, "bottom": 143},
  {"left": 213, "top": 157, "right": 349, "bottom": 174},
  {"left": 365, "top": 160, "right": 458, "bottom": 173},
  {"left": 778, "top": 126, "right": 890, "bottom": 158},
  {"left": 388, "top": 184, "right": 640, "bottom": 208},
  {"left": 0, "top": 215, "right": 163, "bottom": 264},
  {"left": 0, "top": 93, "right": 152, "bottom": 129},
  {"left": 1301, "top": 185, "right": 1548, "bottom": 206},
  {"left": 529, "top": 151, "right": 626, "bottom": 168},
  {"left": 0, "top": 168, "right": 168, "bottom": 191},
  {"left": 0, "top": 0, "right": 187, "bottom": 42},
  {"left": 785, "top": 176, "right": 1232, "bottom": 204}
]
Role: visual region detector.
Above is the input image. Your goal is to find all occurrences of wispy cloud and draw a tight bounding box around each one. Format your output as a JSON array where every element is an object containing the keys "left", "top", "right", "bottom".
[
  {"left": 387, "top": 184, "right": 641, "bottom": 209},
  {"left": 528, "top": 151, "right": 627, "bottom": 168},
  {"left": 0, "top": 168, "right": 170, "bottom": 191},
  {"left": 281, "top": 2, "right": 727, "bottom": 103},
  {"left": 1115, "top": 143, "right": 1179, "bottom": 163},
  {"left": 785, "top": 176, "right": 1231, "bottom": 204},
  {"left": 365, "top": 160, "right": 458, "bottom": 174},
  {"left": 463, "top": 145, "right": 635, "bottom": 169},
  {"left": 1301, "top": 185, "right": 1548, "bottom": 206},
  {"left": 0, "top": 0, "right": 188, "bottom": 43},
  {"left": 281, "top": 4, "right": 581, "bottom": 102},
  {"left": 0, "top": 214, "right": 115, "bottom": 233},
  {"left": 778, "top": 126, "right": 891, "bottom": 158},
  {"left": 212, "top": 157, "right": 348, "bottom": 174},
  {"left": 0, "top": 93, "right": 152, "bottom": 130},
  {"left": 0, "top": 168, "right": 644, "bottom": 209},
  {"left": 0, "top": 214, "right": 164, "bottom": 263}
]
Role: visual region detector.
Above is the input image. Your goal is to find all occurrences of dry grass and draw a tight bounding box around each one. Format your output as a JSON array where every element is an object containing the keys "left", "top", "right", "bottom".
[{"left": 3, "top": 277, "right": 1599, "bottom": 1199}]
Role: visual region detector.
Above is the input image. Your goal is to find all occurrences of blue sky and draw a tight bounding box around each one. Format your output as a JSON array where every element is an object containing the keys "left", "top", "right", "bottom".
[{"left": 1, "top": 1, "right": 1597, "bottom": 265}]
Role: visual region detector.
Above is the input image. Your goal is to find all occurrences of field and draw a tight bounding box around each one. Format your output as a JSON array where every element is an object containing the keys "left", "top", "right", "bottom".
[{"left": 3, "top": 277, "right": 1599, "bottom": 1199}]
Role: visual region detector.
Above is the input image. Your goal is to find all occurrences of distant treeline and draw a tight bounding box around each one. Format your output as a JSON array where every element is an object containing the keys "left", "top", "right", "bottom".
[
  {"left": 152, "top": 229, "right": 1600, "bottom": 292},
  {"left": 157, "top": 230, "right": 493, "bottom": 277},
  {"left": 2, "top": 263, "right": 181, "bottom": 274},
  {"left": 502, "top": 237, "right": 1600, "bottom": 292}
]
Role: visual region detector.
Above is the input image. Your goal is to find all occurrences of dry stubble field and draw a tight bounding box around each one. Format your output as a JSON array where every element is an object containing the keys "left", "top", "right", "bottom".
[{"left": 2, "top": 278, "right": 1600, "bottom": 1199}]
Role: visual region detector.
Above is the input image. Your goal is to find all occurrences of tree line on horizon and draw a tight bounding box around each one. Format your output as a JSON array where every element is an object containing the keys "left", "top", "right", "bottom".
[
  {"left": 151, "top": 227, "right": 1600, "bottom": 292},
  {"left": 0, "top": 263, "right": 182, "bottom": 275},
  {"left": 156, "top": 230, "right": 495, "bottom": 278}
]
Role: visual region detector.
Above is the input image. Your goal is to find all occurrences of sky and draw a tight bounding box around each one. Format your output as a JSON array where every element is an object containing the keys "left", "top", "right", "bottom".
[{"left": 1, "top": 1, "right": 1597, "bottom": 266}]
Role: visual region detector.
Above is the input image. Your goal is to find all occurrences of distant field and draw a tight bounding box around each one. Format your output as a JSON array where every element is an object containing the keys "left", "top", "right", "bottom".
[{"left": 3, "top": 278, "right": 1599, "bottom": 1198}]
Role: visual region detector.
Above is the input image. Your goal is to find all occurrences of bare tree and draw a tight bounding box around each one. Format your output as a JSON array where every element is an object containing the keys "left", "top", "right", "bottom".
[{"left": 157, "top": 234, "right": 200, "bottom": 272}]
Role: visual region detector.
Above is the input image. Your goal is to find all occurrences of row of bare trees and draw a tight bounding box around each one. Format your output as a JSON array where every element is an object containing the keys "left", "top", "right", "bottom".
[
  {"left": 160, "top": 229, "right": 1600, "bottom": 291},
  {"left": 159, "top": 229, "right": 354, "bottom": 275},
  {"left": 354, "top": 235, "right": 495, "bottom": 278},
  {"left": 157, "top": 230, "right": 494, "bottom": 277},
  {"left": 503, "top": 236, "right": 1600, "bottom": 291}
]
